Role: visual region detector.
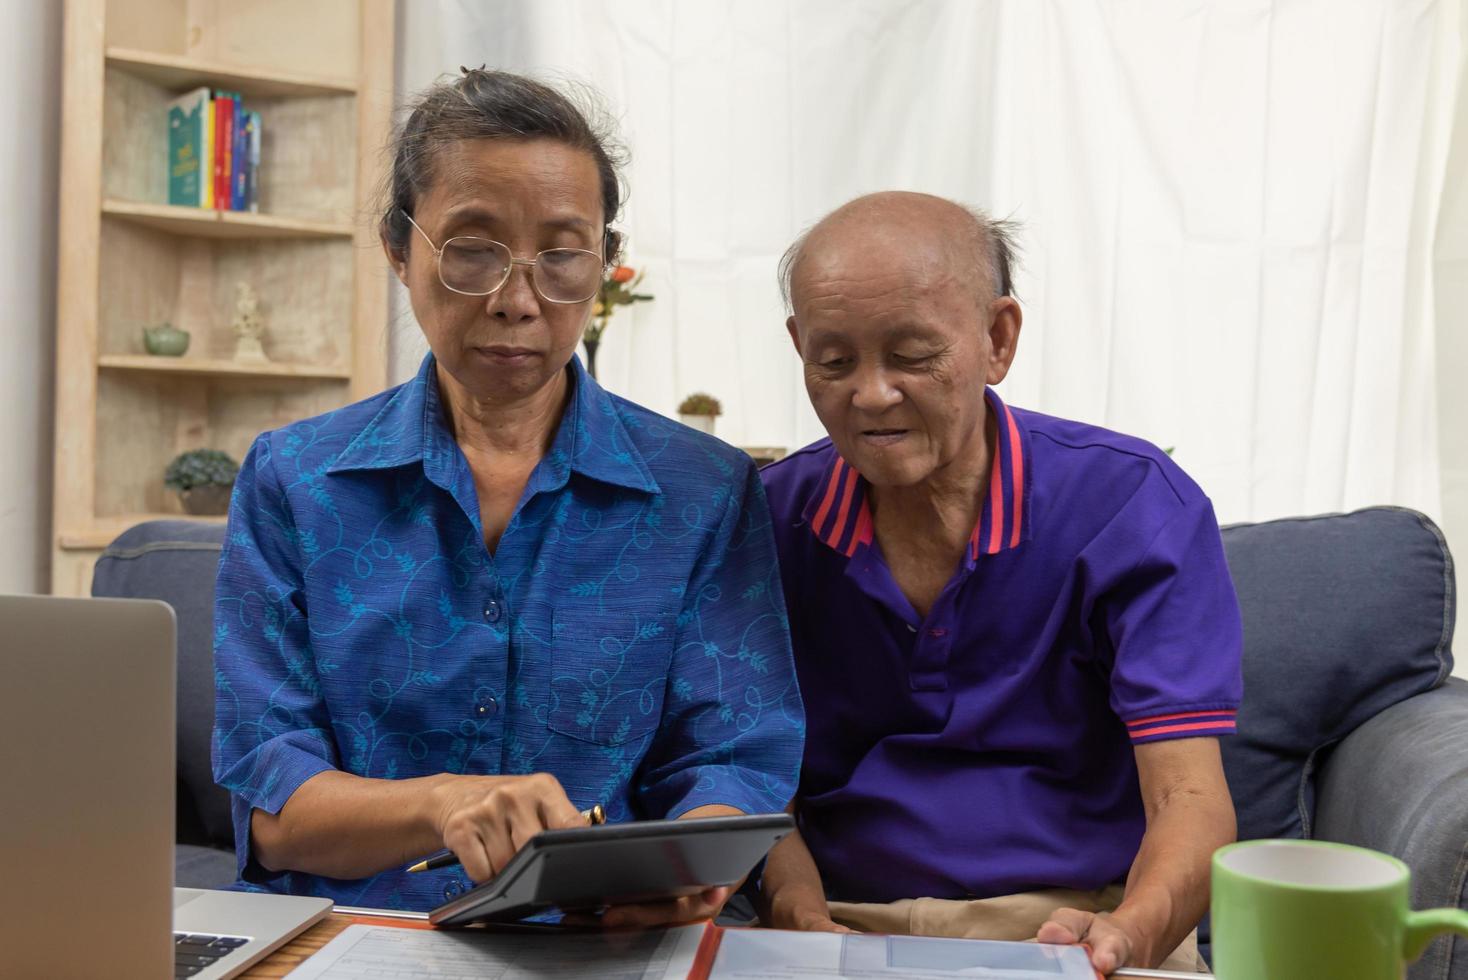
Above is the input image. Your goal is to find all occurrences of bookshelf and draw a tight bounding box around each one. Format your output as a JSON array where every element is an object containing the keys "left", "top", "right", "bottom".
[
  {"left": 102, "top": 199, "right": 356, "bottom": 239},
  {"left": 52, "top": 0, "right": 394, "bottom": 596}
]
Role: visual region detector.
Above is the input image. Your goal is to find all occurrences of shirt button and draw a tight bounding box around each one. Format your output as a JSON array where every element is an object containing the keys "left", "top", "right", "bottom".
[
  {"left": 443, "top": 879, "right": 463, "bottom": 899},
  {"left": 475, "top": 697, "right": 499, "bottom": 718},
  {"left": 483, "top": 599, "right": 502, "bottom": 623}
]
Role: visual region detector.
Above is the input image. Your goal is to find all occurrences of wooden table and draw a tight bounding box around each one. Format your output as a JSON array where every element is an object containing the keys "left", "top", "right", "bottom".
[{"left": 242, "top": 912, "right": 432, "bottom": 977}]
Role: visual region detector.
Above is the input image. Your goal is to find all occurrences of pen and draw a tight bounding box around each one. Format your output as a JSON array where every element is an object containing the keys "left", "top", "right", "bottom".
[{"left": 407, "top": 804, "right": 606, "bottom": 873}]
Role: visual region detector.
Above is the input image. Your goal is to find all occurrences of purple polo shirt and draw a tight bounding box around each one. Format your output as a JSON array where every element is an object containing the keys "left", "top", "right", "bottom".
[{"left": 760, "top": 387, "right": 1243, "bottom": 903}]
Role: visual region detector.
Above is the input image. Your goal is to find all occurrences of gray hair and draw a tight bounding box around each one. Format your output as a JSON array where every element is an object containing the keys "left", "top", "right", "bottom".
[
  {"left": 380, "top": 68, "right": 628, "bottom": 264},
  {"left": 777, "top": 205, "right": 1020, "bottom": 312}
]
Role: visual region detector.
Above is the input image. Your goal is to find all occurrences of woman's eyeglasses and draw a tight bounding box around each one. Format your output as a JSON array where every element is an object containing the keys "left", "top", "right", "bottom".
[{"left": 403, "top": 212, "right": 603, "bottom": 304}]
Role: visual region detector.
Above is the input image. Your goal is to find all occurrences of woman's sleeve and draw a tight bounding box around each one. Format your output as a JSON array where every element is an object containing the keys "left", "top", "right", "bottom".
[
  {"left": 211, "top": 433, "right": 339, "bottom": 881},
  {"left": 636, "top": 458, "right": 807, "bottom": 818}
]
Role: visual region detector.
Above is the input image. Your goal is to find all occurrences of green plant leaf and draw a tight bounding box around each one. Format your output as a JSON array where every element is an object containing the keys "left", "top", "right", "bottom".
[{"left": 164, "top": 448, "right": 240, "bottom": 491}]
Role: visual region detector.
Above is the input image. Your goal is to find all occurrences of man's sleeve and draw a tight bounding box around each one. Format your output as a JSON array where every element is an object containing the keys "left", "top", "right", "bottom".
[
  {"left": 636, "top": 459, "right": 807, "bottom": 817},
  {"left": 1100, "top": 491, "right": 1244, "bottom": 745},
  {"left": 212, "top": 433, "right": 339, "bottom": 880}
]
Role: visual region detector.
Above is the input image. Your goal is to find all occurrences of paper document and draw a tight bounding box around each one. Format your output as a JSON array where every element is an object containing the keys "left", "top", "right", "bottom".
[
  {"left": 709, "top": 929, "right": 1100, "bottom": 979},
  {"left": 287, "top": 923, "right": 1097, "bottom": 980},
  {"left": 285, "top": 923, "right": 707, "bottom": 980}
]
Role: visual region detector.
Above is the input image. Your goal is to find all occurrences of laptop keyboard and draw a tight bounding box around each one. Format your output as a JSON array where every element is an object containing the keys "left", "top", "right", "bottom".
[{"left": 174, "top": 932, "right": 250, "bottom": 977}]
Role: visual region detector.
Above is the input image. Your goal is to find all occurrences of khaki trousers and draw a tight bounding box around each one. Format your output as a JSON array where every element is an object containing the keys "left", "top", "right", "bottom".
[{"left": 828, "top": 884, "right": 1209, "bottom": 974}]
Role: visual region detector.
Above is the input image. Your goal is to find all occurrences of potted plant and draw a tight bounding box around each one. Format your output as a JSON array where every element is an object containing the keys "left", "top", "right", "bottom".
[
  {"left": 164, "top": 448, "right": 240, "bottom": 516},
  {"left": 584, "top": 264, "right": 654, "bottom": 380},
  {"left": 678, "top": 393, "right": 722, "bottom": 435}
]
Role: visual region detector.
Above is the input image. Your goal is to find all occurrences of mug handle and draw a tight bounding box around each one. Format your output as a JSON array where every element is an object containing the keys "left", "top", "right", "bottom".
[{"left": 1404, "top": 909, "right": 1468, "bottom": 962}]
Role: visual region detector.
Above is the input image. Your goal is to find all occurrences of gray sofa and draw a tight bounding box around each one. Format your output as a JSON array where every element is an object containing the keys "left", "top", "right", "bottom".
[
  {"left": 1217, "top": 507, "right": 1464, "bottom": 979},
  {"left": 92, "top": 520, "right": 236, "bottom": 889},
  {"left": 93, "top": 507, "right": 1464, "bottom": 976}
]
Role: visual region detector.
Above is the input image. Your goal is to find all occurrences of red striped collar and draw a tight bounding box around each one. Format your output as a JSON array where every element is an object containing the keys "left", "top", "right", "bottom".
[{"left": 802, "top": 387, "right": 1032, "bottom": 561}]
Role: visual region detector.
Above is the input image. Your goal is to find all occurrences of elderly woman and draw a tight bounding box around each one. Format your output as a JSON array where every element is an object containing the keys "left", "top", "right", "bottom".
[{"left": 212, "top": 70, "right": 803, "bottom": 917}]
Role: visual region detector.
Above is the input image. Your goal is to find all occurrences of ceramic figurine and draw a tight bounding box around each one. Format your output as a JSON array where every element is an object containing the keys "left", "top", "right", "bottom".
[{"left": 231, "top": 281, "right": 269, "bottom": 363}]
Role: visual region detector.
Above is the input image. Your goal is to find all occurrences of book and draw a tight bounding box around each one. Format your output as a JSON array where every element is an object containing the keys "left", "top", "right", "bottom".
[
  {"left": 211, "top": 91, "right": 221, "bottom": 209},
  {"left": 230, "top": 94, "right": 248, "bottom": 211},
  {"left": 213, "top": 90, "right": 235, "bottom": 210},
  {"left": 202, "top": 94, "right": 214, "bottom": 209},
  {"left": 166, "top": 87, "right": 210, "bottom": 207},
  {"left": 245, "top": 110, "right": 261, "bottom": 212}
]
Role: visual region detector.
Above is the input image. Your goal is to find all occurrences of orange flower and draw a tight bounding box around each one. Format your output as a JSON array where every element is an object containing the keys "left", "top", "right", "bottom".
[{"left": 611, "top": 266, "right": 636, "bottom": 284}]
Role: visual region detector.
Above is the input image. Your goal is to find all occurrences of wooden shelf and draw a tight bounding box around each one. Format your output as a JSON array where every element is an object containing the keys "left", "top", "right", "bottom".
[
  {"left": 102, "top": 199, "right": 355, "bottom": 240},
  {"left": 52, "top": 0, "right": 393, "bottom": 597},
  {"left": 99, "top": 354, "right": 351, "bottom": 380},
  {"left": 59, "top": 513, "right": 227, "bottom": 551},
  {"left": 105, "top": 47, "right": 357, "bottom": 98}
]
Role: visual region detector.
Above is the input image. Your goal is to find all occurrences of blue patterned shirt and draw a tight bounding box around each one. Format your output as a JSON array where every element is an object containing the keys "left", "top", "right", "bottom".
[{"left": 212, "top": 354, "right": 804, "bottom": 910}]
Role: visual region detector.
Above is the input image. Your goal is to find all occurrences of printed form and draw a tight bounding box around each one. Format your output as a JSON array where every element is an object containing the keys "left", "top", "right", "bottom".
[
  {"left": 710, "top": 930, "right": 1099, "bottom": 978},
  {"left": 286, "top": 923, "right": 706, "bottom": 979},
  {"left": 287, "top": 924, "right": 1098, "bottom": 979}
]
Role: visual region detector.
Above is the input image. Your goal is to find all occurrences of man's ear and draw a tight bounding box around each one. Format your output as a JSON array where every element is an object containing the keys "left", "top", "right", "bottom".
[
  {"left": 381, "top": 232, "right": 409, "bottom": 286},
  {"left": 984, "top": 296, "right": 1022, "bottom": 385},
  {"left": 786, "top": 315, "right": 804, "bottom": 358}
]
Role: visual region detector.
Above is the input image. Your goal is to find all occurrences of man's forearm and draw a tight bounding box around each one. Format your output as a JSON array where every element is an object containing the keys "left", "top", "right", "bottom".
[
  {"left": 759, "top": 826, "right": 837, "bottom": 927},
  {"left": 1109, "top": 788, "right": 1236, "bottom": 967}
]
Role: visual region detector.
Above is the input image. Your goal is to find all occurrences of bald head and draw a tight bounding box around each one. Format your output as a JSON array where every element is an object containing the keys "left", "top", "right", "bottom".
[
  {"left": 777, "top": 191, "right": 1024, "bottom": 492},
  {"left": 779, "top": 192, "right": 1017, "bottom": 313}
]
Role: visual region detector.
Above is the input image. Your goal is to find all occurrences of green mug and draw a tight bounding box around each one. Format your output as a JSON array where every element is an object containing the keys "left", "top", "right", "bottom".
[{"left": 1212, "top": 839, "right": 1468, "bottom": 979}]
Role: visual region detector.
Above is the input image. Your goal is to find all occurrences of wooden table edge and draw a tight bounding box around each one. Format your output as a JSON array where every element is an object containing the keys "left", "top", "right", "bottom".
[{"left": 242, "top": 910, "right": 431, "bottom": 978}]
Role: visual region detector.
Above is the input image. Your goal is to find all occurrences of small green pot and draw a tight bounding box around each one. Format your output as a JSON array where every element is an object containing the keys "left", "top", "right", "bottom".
[
  {"left": 1212, "top": 839, "right": 1468, "bottom": 979},
  {"left": 143, "top": 324, "right": 190, "bottom": 357}
]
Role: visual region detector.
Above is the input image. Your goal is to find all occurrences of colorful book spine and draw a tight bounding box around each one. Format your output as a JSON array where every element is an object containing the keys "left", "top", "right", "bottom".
[
  {"left": 169, "top": 88, "right": 261, "bottom": 211},
  {"left": 201, "top": 94, "right": 214, "bottom": 209},
  {"left": 166, "top": 87, "right": 210, "bottom": 207},
  {"left": 230, "top": 94, "right": 247, "bottom": 211},
  {"left": 213, "top": 90, "right": 235, "bottom": 210},
  {"left": 245, "top": 111, "right": 261, "bottom": 213},
  {"left": 211, "top": 91, "right": 222, "bottom": 209}
]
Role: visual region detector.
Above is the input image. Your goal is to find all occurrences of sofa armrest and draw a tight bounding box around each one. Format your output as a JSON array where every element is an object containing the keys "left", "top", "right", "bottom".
[{"left": 1315, "top": 678, "right": 1468, "bottom": 980}]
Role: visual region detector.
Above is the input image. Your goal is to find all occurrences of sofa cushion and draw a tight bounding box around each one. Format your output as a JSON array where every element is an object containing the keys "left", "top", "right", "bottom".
[
  {"left": 1315, "top": 679, "right": 1468, "bottom": 980},
  {"left": 176, "top": 843, "right": 239, "bottom": 890},
  {"left": 1219, "top": 507, "right": 1455, "bottom": 843},
  {"left": 92, "top": 520, "right": 231, "bottom": 848}
]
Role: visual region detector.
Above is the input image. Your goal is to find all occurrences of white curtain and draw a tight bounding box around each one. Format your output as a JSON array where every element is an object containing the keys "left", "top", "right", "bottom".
[{"left": 393, "top": 0, "right": 1464, "bottom": 529}]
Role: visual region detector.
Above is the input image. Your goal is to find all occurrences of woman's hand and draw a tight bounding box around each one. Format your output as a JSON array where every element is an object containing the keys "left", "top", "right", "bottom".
[
  {"left": 569, "top": 804, "right": 745, "bottom": 929},
  {"left": 430, "top": 772, "right": 584, "bottom": 882},
  {"left": 589, "top": 885, "right": 735, "bottom": 929}
]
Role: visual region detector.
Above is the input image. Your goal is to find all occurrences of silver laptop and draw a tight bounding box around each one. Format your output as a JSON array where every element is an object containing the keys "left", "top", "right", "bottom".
[{"left": 0, "top": 594, "right": 331, "bottom": 979}]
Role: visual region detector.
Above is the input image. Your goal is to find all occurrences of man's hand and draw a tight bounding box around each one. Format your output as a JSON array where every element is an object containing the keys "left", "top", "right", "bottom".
[
  {"left": 757, "top": 812, "right": 846, "bottom": 934},
  {"left": 1036, "top": 908, "right": 1140, "bottom": 975},
  {"left": 769, "top": 904, "right": 854, "bottom": 933},
  {"left": 431, "top": 772, "right": 584, "bottom": 883}
]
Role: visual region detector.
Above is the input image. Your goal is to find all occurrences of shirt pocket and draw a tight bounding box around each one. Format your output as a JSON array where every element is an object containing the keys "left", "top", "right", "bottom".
[{"left": 545, "top": 610, "right": 675, "bottom": 746}]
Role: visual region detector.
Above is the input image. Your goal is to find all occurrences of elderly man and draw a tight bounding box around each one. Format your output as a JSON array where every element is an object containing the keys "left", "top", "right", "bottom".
[{"left": 757, "top": 192, "right": 1242, "bottom": 975}]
